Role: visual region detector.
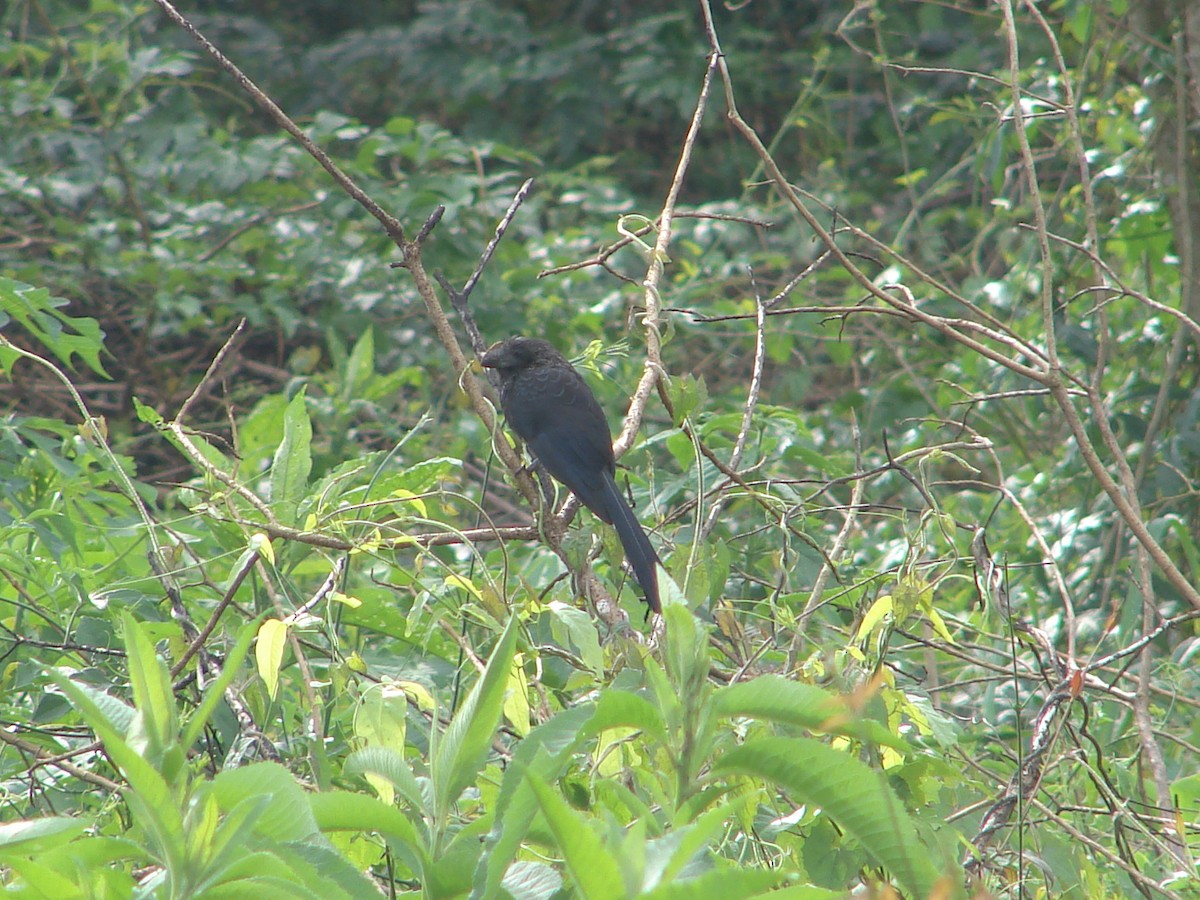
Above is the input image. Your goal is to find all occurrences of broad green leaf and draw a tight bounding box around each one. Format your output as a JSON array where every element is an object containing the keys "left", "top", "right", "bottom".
[
  {"left": 433, "top": 613, "right": 520, "bottom": 820},
  {"left": 1172, "top": 772, "right": 1200, "bottom": 818},
  {"left": 713, "top": 675, "right": 909, "bottom": 751},
  {"left": 353, "top": 682, "right": 409, "bottom": 750},
  {"left": 48, "top": 677, "right": 136, "bottom": 735},
  {"left": 504, "top": 652, "right": 532, "bottom": 737},
  {"left": 46, "top": 670, "right": 189, "bottom": 878},
  {"left": 190, "top": 791, "right": 271, "bottom": 890},
  {"left": 122, "top": 612, "right": 179, "bottom": 764},
  {"left": 0, "top": 856, "right": 83, "bottom": 897},
  {"left": 342, "top": 327, "right": 376, "bottom": 399},
  {"left": 310, "top": 789, "right": 429, "bottom": 879},
  {"left": 499, "top": 861, "right": 562, "bottom": 900},
  {"left": 712, "top": 737, "right": 957, "bottom": 898},
  {"left": 345, "top": 747, "right": 427, "bottom": 815},
  {"left": 237, "top": 393, "right": 290, "bottom": 471},
  {"left": 473, "top": 691, "right": 669, "bottom": 899},
  {"left": 525, "top": 770, "right": 626, "bottom": 900},
  {"left": 648, "top": 800, "right": 745, "bottom": 889},
  {"left": 665, "top": 372, "right": 708, "bottom": 426},
  {"left": 352, "top": 682, "right": 410, "bottom": 804},
  {"left": 0, "top": 818, "right": 86, "bottom": 856},
  {"left": 211, "top": 764, "right": 321, "bottom": 844},
  {"left": 425, "top": 829, "right": 489, "bottom": 899},
  {"left": 269, "top": 387, "right": 312, "bottom": 525},
  {"left": 662, "top": 603, "right": 709, "bottom": 695},
  {"left": 548, "top": 603, "right": 604, "bottom": 677},
  {"left": 279, "top": 840, "right": 386, "bottom": 900},
  {"left": 37, "top": 835, "right": 143, "bottom": 869},
  {"left": 474, "top": 705, "right": 597, "bottom": 900},
  {"left": 642, "top": 866, "right": 781, "bottom": 899}
]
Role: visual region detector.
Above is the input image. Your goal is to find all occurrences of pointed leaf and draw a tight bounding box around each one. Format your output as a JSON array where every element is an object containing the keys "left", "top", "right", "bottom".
[
  {"left": 713, "top": 675, "right": 909, "bottom": 751},
  {"left": 211, "top": 763, "right": 319, "bottom": 843},
  {"left": 269, "top": 387, "right": 312, "bottom": 525},
  {"left": 473, "top": 689, "right": 667, "bottom": 899},
  {"left": 712, "top": 737, "right": 955, "bottom": 897},
  {"left": 0, "top": 818, "right": 86, "bottom": 856},
  {"left": 525, "top": 770, "right": 626, "bottom": 900},
  {"left": 433, "top": 614, "right": 520, "bottom": 818},
  {"left": 122, "top": 612, "right": 179, "bottom": 762},
  {"left": 0, "top": 277, "right": 108, "bottom": 376},
  {"left": 643, "top": 866, "right": 780, "bottom": 899},
  {"left": 309, "top": 789, "right": 430, "bottom": 879},
  {"left": 255, "top": 618, "right": 289, "bottom": 701},
  {"left": 46, "top": 670, "right": 188, "bottom": 874},
  {"left": 345, "top": 747, "right": 427, "bottom": 815}
]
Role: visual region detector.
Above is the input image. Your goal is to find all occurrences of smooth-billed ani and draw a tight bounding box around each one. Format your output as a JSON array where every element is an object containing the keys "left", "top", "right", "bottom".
[{"left": 481, "top": 336, "right": 661, "bottom": 614}]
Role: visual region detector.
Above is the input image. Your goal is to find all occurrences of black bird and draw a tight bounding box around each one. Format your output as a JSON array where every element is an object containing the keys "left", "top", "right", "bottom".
[{"left": 481, "top": 336, "right": 662, "bottom": 614}]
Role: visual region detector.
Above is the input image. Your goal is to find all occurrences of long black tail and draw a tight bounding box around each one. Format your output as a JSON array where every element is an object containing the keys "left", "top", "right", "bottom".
[{"left": 599, "top": 473, "right": 662, "bottom": 613}]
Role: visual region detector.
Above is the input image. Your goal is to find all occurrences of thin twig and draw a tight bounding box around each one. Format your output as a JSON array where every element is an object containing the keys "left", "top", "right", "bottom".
[
  {"left": 437, "top": 178, "right": 534, "bottom": 357},
  {"left": 0, "top": 728, "right": 121, "bottom": 793},
  {"left": 171, "top": 549, "right": 260, "bottom": 681},
  {"left": 176, "top": 319, "right": 247, "bottom": 424}
]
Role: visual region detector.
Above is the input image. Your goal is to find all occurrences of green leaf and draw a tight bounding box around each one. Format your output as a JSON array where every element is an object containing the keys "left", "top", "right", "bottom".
[
  {"left": 648, "top": 800, "right": 744, "bottom": 888},
  {"left": 350, "top": 682, "right": 412, "bottom": 804},
  {"left": 1171, "top": 772, "right": 1200, "bottom": 817},
  {"left": 269, "top": 387, "right": 313, "bottom": 525},
  {"left": 310, "top": 789, "right": 430, "bottom": 879},
  {"left": 425, "top": 826, "right": 489, "bottom": 898},
  {"left": 47, "top": 669, "right": 189, "bottom": 879},
  {"left": 0, "top": 277, "right": 109, "bottom": 377},
  {"left": 49, "top": 675, "right": 135, "bottom": 734},
  {"left": 211, "top": 764, "right": 321, "bottom": 844},
  {"left": 587, "top": 688, "right": 669, "bottom": 741},
  {"left": 499, "top": 861, "right": 562, "bottom": 899},
  {"left": 665, "top": 372, "right": 708, "bottom": 426},
  {"left": 136, "top": 395, "right": 231, "bottom": 471},
  {"left": 0, "top": 856, "right": 84, "bottom": 897},
  {"left": 525, "top": 769, "right": 627, "bottom": 900},
  {"left": 122, "top": 612, "right": 179, "bottom": 765},
  {"left": 345, "top": 746, "right": 427, "bottom": 815},
  {"left": 132, "top": 396, "right": 165, "bottom": 428},
  {"left": 548, "top": 603, "right": 605, "bottom": 677},
  {"left": 713, "top": 675, "right": 909, "bottom": 752},
  {"left": 433, "top": 613, "right": 521, "bottom": 820},
  {"left": 191, "top": 791, "right": 271, "bottom": 890},
  {"left": 37, "top": 835, "right": 143, "bottom": 869},
  {"left": 662, "top": 604, "right": 709, "bottom": 702},
  {"left": 712, "top": 737, "right": 957, "bottom": 897},
  {"left": 473, "top": 705, "right": 596, "bottom": 899},
  {"left": 342, "top": 327, "right": 376, "bottom": 400},
  {"left": 642, "top": 866, "right": 781, "bottom": 899},
  {"left": 0, "top": 817, "right": 87, "bottom": 856},
  {"left": 279, "top": 841, "right": 386, "bottom": 900},
  {"left": 473, "top": 691, "right": 669, "bottom": 899}
]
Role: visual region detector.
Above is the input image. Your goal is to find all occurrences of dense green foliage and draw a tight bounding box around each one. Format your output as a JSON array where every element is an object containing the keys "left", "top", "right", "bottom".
[{"left": 2, "top": 0, "right": 1199, "bottom": 896}]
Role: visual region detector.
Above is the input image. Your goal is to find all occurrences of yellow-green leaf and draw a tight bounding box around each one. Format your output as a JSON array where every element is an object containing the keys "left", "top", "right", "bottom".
[{"left": 255, "top": 618, "right": 289, "bottom": 701}]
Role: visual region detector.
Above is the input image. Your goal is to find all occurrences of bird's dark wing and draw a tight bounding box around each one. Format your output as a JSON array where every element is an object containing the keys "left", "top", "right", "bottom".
[{"left": 503, "top": 359, "right": 616, "bottom": 519}]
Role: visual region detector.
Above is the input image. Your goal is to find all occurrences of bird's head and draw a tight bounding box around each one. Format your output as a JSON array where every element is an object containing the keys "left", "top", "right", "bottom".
[{"left": 481, "top": 336, "right": 561, "bottom": 374}]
